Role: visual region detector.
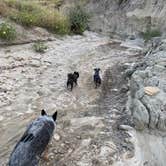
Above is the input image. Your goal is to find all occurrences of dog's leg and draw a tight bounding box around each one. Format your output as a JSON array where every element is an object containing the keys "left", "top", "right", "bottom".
[
  {"left": 75, "top": 80, "right": 78, "bottom": 86},
  {"left": 71, "top": 83, "right": 73, "bottom": 91},
  {"left": 67, "top": 82, "right": 69, "bottom": 89},
  {"left": 42, "top": 146, "right": 49, "bottom": 162},
  {"left": 95, "top": 81, "right": 97, "bottom": 88}
]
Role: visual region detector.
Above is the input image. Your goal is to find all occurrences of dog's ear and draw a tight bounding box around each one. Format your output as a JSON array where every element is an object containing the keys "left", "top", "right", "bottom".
[
  {"left": 41, "top": 109, "right": 47, "bottom": 116},
  {"left": 52, "top": 111, "right": 57, "bottom": 121},
  {"left": 94, "top": 68, "right": 97, "bottom": 71},
  {"left": 98, "top": 68, "right": 101, "bottom": 71}
]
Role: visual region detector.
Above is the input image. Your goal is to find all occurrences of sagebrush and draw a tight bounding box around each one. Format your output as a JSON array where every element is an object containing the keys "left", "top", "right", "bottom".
[
  {"left": 0, "top": 0, "right": 70, "bottom": 34},
  {"left": 69, "top": 5, "right": 90, "bottom": 34},
  {"left": 33, "top": 42, "right": 48, "bottom": 53},
  {"left": 0, "top": 22, "right": 16, "bottom": 41},
  {"left": 141, "top": 29, "right": 161, "bottom": 41}
]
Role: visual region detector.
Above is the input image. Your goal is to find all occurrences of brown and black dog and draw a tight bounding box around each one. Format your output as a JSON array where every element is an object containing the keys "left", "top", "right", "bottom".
[{"left": 67, "top": 71, "right": 79, "bottom": 91}]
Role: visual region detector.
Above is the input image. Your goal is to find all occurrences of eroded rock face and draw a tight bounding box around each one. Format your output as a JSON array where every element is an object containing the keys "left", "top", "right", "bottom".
[
  {"left": 127, "top": 41, "right": 166, "bottom": 131},
  {"left": 86, "top": 0, "right": 166, "bottom": 37}
]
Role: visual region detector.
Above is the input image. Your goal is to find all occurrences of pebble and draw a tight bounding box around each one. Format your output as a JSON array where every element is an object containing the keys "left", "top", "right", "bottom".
[
  {"left": 60, "top": 143, "right": 65, "bottom": 147},
  {"left": 68, "top": 148, "right": 73, "bottom": 153},
  {"left": 54, "top": 134, "right": 61, "bottom": 141},
  {"left": 49, "top": 153, "right": 54, "bottom": 159},
  {"left": 64, "top": 141, "right": 70, "bottom": 144},
  {"left": 124, "top": 151, "right": 134, "bottom": 159},
  {"left": 54, "top": 150, "right": 58, "bottom": 154},
  {"left": 76, "top": 136, "right": 81, "bottom": 139},
  {"left": 0, "top": 116, "right": 4, "bottom": 121},
  {"left": 118, "top": 125, "right": 133, "bottom": 131}
]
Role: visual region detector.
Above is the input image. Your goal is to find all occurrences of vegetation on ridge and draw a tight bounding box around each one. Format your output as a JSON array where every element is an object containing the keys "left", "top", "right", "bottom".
[
  {"left": 141, "top": 29, "right": 161, "bottom": 41},
  {"left": 0, "top": 0, "right": 90, "bottom": 37},
  {"left": 0, "top": 22, "right": 16, "bottom": 41}
]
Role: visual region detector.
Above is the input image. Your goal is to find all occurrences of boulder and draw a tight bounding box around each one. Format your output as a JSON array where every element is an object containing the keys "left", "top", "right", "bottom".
[{"left": 127, "top": 48, "right": 166, "bottom": 131}]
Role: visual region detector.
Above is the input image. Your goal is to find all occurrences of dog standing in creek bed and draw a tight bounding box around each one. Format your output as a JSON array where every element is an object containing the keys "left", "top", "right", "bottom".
[
  {"left": 94, "top": 68, "right": 101, "bottom": 88},
  {"left": 67, "top": 71, "right": 79, "bottom": 91},
  {"left": 9, "top": 110, "right": 57, "bottom": 166}
]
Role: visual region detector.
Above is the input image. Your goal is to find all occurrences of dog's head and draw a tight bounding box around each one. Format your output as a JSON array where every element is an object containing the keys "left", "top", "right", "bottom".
[
  {"left": 41, "top": 109, "right": 57, "bottom": 122},
  {"left": 94, "top": 68, "right": 101, "bottom": 73},
  {"left": 73, "top": 71, "right": 79, "bottom": 78}
]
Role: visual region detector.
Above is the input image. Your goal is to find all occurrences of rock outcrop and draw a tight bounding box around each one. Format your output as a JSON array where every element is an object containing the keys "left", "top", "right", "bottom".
[
  {"left": 86, "top": 0, "right": 166, "bottom": 37},
  {"left": 127, "top": 40, "right": 166, "bottom": 131}
]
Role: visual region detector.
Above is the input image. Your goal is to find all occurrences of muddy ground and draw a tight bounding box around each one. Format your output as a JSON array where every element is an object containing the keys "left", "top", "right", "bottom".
[{"left": 0, "top": 32, "right": 143, "bottom": 165}]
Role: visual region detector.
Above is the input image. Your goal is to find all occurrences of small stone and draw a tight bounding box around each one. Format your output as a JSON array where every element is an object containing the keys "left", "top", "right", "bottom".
[
  {"left": 54, "top": 134, "right": 60, "bottom": 141},
  {"left": 49, "top": 153, "right": 54, "bottom": 159},
  {"left": 54, "top": 149, "right": 58, "bottom": 154},
  {"left": 144, "top": 161, "right": 149, "bottom": 165},
  {"left": 64, "top": 141, "right": 70, "bottom": 144},
  {"left": 37, "top": 91, "right": 43, "bottom": 96},
  {"left": 125, "top": 152, "right": 134, "bottom": 159},
  {"left": 0, "top": 116, "right": 4, "bottom": 121},
  {"left": 120, "top": 85, "right": 129, "bottom": 93},
  {"left": 68, "top": 148, "right": 73, "bottom": 153},
  {"left": 76, "top": 136, "right": 81, "bottom": 139},
  {"left": 61, "top": 143, "right": 65, "bottom": 147},
  {"left": 118, "top": 125, "right": 133, "bottom": 131},
  {"left": 125, "top": 138, "right": 130, "bottom": 143}
]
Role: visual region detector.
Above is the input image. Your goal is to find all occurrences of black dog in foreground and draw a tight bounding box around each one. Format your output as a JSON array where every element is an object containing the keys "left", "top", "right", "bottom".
[
  {"left": 94, "top": 68, "right": 101, "bottom": 88},
  {"left": 67, "top": 71, "right": 79, "bottom": 91},
  {"left": 9, "top": 110, "right": 57, "bottom": 166}
]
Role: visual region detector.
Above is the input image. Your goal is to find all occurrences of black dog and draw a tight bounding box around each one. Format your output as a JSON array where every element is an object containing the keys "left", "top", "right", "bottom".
[
  {"left": 9, "top": 110, "right": 57, "bottom": 166},
  {"left": 73, "top": 71, "right": 79, "bottom": 85},
  {"left": 67, "top": 71, "right": 79, "bottom": 91},
  {"left": 94, "top": 68, "right": 101, "bottom": 88}
]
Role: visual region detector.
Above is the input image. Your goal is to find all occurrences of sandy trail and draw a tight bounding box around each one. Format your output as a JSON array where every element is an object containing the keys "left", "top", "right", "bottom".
[{"left": 0, "top": 32, "right": 142, "bottom": 165}]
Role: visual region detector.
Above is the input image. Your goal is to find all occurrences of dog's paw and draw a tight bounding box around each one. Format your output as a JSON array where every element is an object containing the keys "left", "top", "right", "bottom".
[
  {"left": 42, "top": 147, "right": 49, "bottom": 162},
  {"left": 42, "top": 153, "right": 49, "bottom": 162}
]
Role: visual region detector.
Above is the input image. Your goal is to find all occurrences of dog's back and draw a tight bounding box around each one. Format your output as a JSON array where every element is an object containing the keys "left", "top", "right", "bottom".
[
  {"left": 67, "top": 72, "right": 79, "bottom": 91},
  {"left": 67, "top": 73, "right": 74, "bottom": 90},
  {"left": 9, "top": 110, "right": 57, "bottom": 166}
]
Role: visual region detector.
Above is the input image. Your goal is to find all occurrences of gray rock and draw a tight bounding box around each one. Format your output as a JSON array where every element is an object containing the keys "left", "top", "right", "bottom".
[
  {"left": 86, "top": 0, "right": 166, "bottom": 37},
  {"left": 127, "top": 49, "right": 166, "bottom": 131},
  {"left": 132, "top": 99, "right": 149, "bottom": 130},
  {"left": 157, "top": 113, "right": 166, "bottom": 131}
]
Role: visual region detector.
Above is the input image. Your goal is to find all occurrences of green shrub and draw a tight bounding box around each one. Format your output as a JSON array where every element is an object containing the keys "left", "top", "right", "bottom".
[
  {"left": 12, "top": 11, "right": 36, "bottom": 27},
  {"left": 53, "top": 0, "right": 63, "bottom": 8},
  {"left": 1, "top": 0, "right": 70, "bottom": 35},
  {"left": 33, "top": 42, "right": 48, "bottom": 53},
  {"left": 69, "top": 5, "right": 90, "bottom": 34},
  {"left": 52, "top": 17, "right": 70, "bottom": 35},
  {"left": 141, "top": 29, "right": 161, "bottom": 41},
  {"left": 0, "top": 22, "right": 16, "bottom": 41},
  {"left": 36, "top": 10, "right": 70, "bottom": 34},
  {"left": 4, "top": 0, "right": 38, "bottom": 12}
]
